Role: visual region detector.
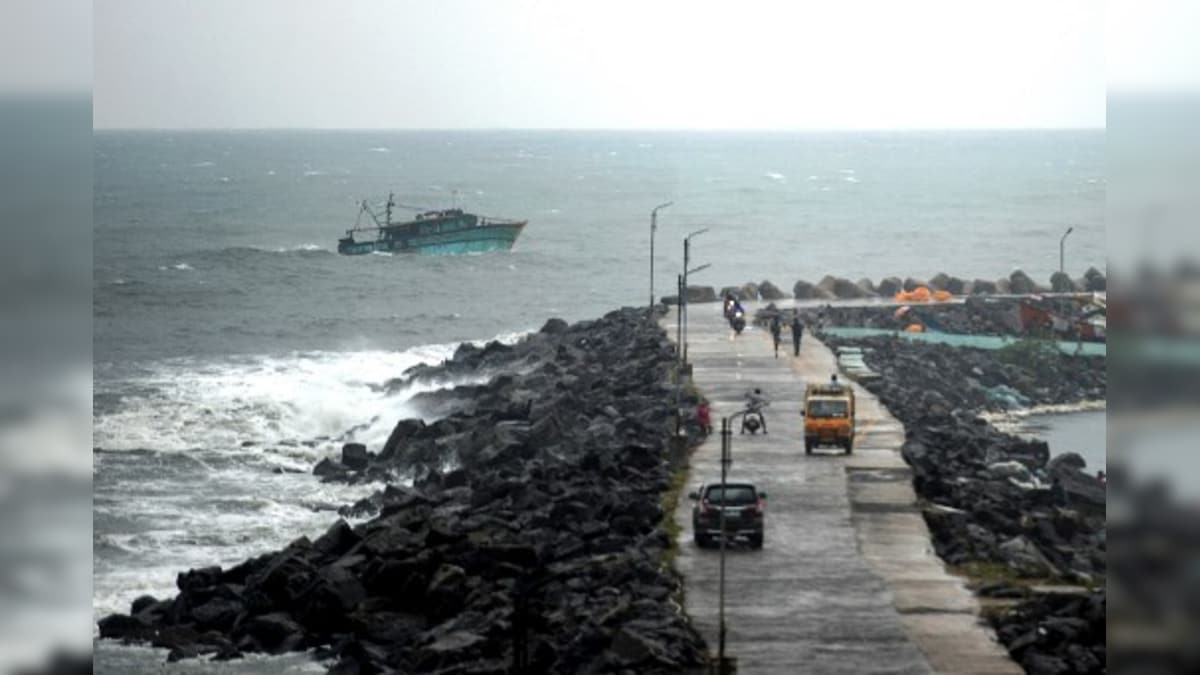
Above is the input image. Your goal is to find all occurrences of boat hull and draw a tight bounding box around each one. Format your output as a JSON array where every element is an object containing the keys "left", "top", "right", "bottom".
[{"left": 338, "top": 222, "right": 525, "bottom": 256}]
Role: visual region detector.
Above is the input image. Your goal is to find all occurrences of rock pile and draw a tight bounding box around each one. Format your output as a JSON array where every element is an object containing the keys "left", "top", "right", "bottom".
[
  {"left": 991, "top": 592, "right": 1106, "bottom": 674},
  {"left": 821, "top": 335, "right": 1106, "bottom": 669},
  {"left": 782, "top": 268, "right": 1105, "bottom": 300},
  {"left": 674, "top": 268, "right": 1106, "bottom": 305},
  {"left": 99, "top": 308, "right": 708, "bottom": 674}
]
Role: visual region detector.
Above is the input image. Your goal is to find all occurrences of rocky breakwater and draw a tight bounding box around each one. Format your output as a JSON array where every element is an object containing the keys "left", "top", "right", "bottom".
[
  {"left": 820, "top": 335, "right": 1106, "bottom": 674},
  {"left": 98, "top": 307, "right": 708, "bottom": 674},
  {"left": 753, "top": 298, "right": 1017, "bottom": 335}
]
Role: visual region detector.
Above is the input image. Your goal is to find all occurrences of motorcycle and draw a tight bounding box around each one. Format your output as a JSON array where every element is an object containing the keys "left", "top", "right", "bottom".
[
  {"left": 739, "top": 408, "right": 766, "bottom": 434},
  {"left": 739, "top": 399, "right": 768, "bottom": 434},
  {"left": 730, "top": 307, "right": 746, "bottom": 335}
]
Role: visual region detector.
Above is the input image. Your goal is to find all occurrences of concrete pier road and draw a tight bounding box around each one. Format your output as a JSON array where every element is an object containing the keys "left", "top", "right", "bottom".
[{"left": 665, "top": 302, "right": 1020, "bottom": 674}]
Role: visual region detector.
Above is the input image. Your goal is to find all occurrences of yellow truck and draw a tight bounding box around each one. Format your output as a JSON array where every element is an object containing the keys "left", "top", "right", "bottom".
[{"left": 802, "top": 380, "right": 855, "bottom": 454}]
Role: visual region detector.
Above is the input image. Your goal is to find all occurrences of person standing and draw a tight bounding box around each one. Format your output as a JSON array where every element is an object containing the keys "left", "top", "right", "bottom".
[
  {"left": 770, "top": 314, "right": 782, "bottom": 357},
  {"left": 696, "top": 398, "right": 712, "bottom": 437},
  {"left": 791, "top": 315, "right": 804, "bottom": 356}
]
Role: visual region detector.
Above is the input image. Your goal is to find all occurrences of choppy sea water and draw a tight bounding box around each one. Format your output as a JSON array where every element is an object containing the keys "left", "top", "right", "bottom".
[{"left": 93, "top": 130, "right": 1104, "bottom": 670}]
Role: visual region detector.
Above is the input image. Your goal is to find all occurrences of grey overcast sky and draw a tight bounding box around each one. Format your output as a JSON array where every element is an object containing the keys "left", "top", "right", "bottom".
[{"left": 94, "top": 0, "right": 1110, "bottom": 130}]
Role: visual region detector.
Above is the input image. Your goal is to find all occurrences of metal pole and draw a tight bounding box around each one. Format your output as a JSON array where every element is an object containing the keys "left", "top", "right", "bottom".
[
  {"left": 1059, "top": 226, "right": 1074, "bottom": 275},
  {"left": 686, "top": 235, "right": 696, "bottom": 362},
  {"left": 681, "top": 228, "right": 709, "bottom": 368},
  {"left": 674, "top": 273, "right": 684, "bottom": 436},
  {"left": 650, "top": 202, "right": 672, "bottom": 311},
  {"left": 718, "top": 417, "right": 731, "bottom": 670},
  {"left": 676, "top": 274, "right": 683, "bottom": 366}
]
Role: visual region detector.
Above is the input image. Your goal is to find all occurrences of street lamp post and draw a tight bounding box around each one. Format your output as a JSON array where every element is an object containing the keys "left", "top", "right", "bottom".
[
  {"left": 717, "top": 417, "right": 732, "bottom": 673},
  {"left": 682, "top": 228, "right": 710, "bottom": 368},
  {"left": 650, "top": 202, "right": 673, "bottom": 311},
  {"left": 1059, "top": 226, "right": 1074, "bottom": 275}
]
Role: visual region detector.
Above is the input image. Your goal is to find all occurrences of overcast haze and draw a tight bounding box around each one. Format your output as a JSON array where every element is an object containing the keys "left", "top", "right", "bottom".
[{"left": 93, "top": 0, "right": 1111, "bottom": 130}]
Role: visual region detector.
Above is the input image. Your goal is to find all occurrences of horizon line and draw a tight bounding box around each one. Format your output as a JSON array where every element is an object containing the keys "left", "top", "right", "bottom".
[{"left": 93, "top": 125, "right": 1107, "bottom": 133}]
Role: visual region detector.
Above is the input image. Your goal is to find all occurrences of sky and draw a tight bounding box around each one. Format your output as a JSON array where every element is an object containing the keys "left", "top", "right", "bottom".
[{"left": 91, "top": 0, "right": 1115, "bottom": 130}]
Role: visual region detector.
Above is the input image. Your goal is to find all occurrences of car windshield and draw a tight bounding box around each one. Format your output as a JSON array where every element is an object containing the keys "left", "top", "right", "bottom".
[
  {"left": 703, "top": 485, "right": 757, "bottom": 505},
  {"left": 808, "top": 400, "right": 848, "bottom": 418}
]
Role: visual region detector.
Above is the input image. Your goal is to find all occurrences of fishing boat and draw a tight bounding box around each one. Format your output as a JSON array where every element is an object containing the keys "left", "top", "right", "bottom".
[{"left": 337, "top": 193, "right": 526, "bottom": 255}]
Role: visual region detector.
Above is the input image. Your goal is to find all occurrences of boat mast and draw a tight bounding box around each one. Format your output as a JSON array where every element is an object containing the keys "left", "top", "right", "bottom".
[{"left": 386, "top": 193, "right": 395, "bottom": 226}]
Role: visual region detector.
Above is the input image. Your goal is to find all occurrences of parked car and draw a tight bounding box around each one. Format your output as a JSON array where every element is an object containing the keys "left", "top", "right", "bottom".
[{"left": 689, "top": 481, "right": 766, "bottom": 549}]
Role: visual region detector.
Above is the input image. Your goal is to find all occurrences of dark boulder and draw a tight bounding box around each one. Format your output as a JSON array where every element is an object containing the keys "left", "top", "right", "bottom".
[
  {"left": 341, "top": 443, "right": 370, "bottom": 471},
  {"left": 877, "top": 277, "right": 903, "bottom": 297},
  {"left": 191, "top": 597, "right": 242, "bottom": 631},
  {"left": 903, "top": 277, "right": 927, "bottom": 292},
  {"left": 1049, "top": 272, "right": 1078, "bottom": 293},
  {"left": 793, "top": 279, "right": 833, "bottom": 300},
  {"left": 758, "top": 280, "right": 785, "bottom": 300},
  {"left": 971, "top": 279, "right": 998, "bottom": 295},
  {"left": 1083, "top": 266, "right": 1105, "bottom": 292},
  {"left": 944, "top": 276, "right": 967, "bottom": 295},
  {"left": 1009, "top": 269, "right": 1038, "bottom": 295},
  {"left": 1047, "top": 452, "right": 1087, "bottom": 475},
  {"left": 130, "top": 594, "right": 161, "bottom": 616},
  {"left": 379, "top": 418, "right": 427, "bottom": 461},
  {"left": 818, "top": 275, "right": 873, "bottom": 299},
  {"left": 97, "top": 613, "right": 152, "bottom": 641},
  {"left": 237, "top": 612, "right": 305, "bottom": 654},
  {"left": 313, "top": 458, "right": 348, "bottom": 478},
  {"left": 540, "top": 317, "right": 569, "bottom": 334},
  {"left": 684, "top": 285, "right": 717, "bottom": 303},
  {"left": 313, "top": 519, "right": 361, "bottom": 557}
]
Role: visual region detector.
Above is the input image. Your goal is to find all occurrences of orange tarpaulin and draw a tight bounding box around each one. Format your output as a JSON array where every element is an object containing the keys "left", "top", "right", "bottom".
[{"left": 893, "top": 286, "right": 953, "bottom": 303}]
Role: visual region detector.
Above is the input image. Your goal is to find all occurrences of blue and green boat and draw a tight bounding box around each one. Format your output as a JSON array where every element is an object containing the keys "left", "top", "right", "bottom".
[{"left": 337, "top": 194, "right": 526, "bottom": 255}]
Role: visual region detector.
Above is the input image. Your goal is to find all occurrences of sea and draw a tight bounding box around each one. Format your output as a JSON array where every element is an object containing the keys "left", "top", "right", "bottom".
[{"left": 93, "top": 129, "right": 1105, "bottom": 670}]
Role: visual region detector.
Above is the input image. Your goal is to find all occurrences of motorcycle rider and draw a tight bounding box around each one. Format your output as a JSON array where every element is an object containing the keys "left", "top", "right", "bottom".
[
  {"left": 742, "top": 387, "right": 769, "bottom": 434},
  {"left": 723, "top": 293, "right": 737, "bottom": 319}
]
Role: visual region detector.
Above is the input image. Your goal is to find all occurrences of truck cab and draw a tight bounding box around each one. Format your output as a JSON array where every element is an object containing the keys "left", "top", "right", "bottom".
[{"left": 802, "top": 381, "right": 855, "bottom": 454}]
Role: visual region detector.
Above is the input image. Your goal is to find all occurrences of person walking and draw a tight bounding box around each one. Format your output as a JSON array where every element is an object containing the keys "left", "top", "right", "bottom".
[
  {"left": 770, "top": 314, "right": 782, "bottom": 357},
  {"left": 791, "top": 315, "right": 804, "bottom": 356},
  {"left": 696, "top": 398, "right": 712, "bottom": 437}
]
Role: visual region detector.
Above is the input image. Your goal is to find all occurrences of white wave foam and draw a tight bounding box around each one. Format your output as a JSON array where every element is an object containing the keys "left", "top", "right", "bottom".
[
  {"left": 190, "top": 161, "right": 214, "bottom": 168},
  {"left": 172, "top": 262, "right": 192, "bottom": 271},
  {"left": 981, "top": 400, "right": 1106, "bottom": 434},
  {"left": 839, "top": 168, "right": 856, "bottom": 174},
  {"left": 94, "top": 333, "right": 530, "bottom": 456},
  {"left": 843, "top": 176, "right": 860, "bottom": 183},
  {"left": 303, "top": 170, "right": 326, "bottom": 177},
  {"left": 764, "top": 171, "right": 786, "bottom": 182},
  {"left": 274, "top": 243, "right": 325, "bottom": 253},
  {"left": 369, "top": 250, "right": 393, "bottom": 257},
  {"left": 367, "top": 147, "right": 390, "bottom": 153},
  {"left": 92, "top": 465, "right": 381, "bottom": 623}
]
